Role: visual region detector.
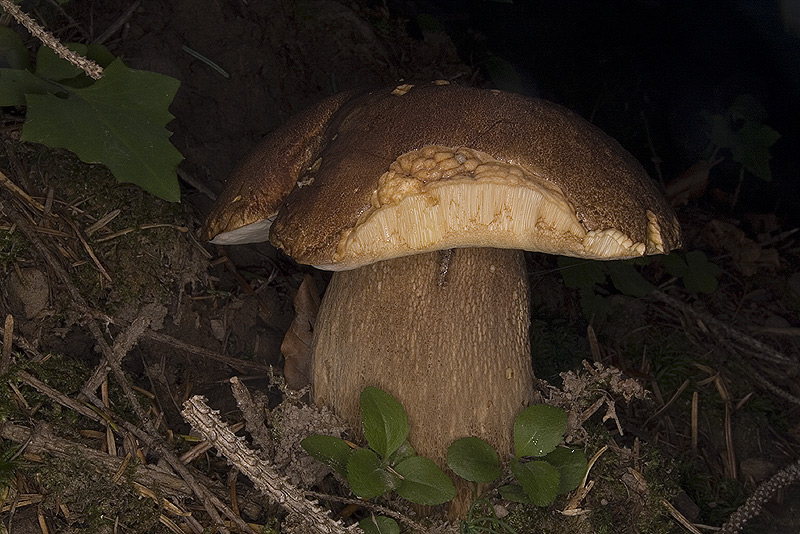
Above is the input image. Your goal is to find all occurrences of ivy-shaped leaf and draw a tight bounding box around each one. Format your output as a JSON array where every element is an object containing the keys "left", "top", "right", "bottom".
[
  {"left": 21, "top": 58, "right": 182, "bottom": 201},
  {"left": 446, "top": 437, "right": 501, "bottom": 483},
  {"left": 394, "top": 456, "right": 456, "bottom": 505},
  {"left": 514, "top": 404, "right": 567, "bottom": 458},
  {"left": 360, "top": 387, "right": 410, "bottom": 460}
]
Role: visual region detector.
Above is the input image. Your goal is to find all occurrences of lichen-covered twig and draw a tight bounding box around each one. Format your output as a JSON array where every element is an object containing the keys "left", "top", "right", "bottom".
[
  {"left": 0, "top": 0, "right": 103, "bottom": 80},
  {"left": 719, "top": 457, "right": 800, "bottom": 534},
  {"left": 182, "top": 395, "right": 361, "bottom": 534}
]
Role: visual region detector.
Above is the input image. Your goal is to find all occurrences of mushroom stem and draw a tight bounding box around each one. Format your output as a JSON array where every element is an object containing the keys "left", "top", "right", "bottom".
[{"left": 311, "top": 247, "right": 534, "bottom": 516}]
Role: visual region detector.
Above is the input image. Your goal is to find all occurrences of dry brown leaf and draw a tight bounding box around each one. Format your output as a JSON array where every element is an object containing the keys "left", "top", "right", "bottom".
[{"left": 281, "top": 275, "right": 320, "bottom": 390}]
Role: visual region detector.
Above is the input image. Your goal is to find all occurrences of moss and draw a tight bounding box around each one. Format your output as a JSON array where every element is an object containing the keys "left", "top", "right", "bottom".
[
  {"left": 0, "top": 228, "right": 29, "bottom": 272},
  {"left": 1, "top": 142, "right": 204, "bottom": 319},
  {"left": 36, "top": 453, "right": 170, "bottom": 534}
]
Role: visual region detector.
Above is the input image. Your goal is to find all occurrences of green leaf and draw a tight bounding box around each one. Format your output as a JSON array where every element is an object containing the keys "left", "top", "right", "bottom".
[
  {"left": 21, "top": 59, "right": 183, "bottom": 201},
  {"left": 360, "top": 387, "right": 409, "bottom": 460},
  {"left": 544, "top": 447, "right": 588, "bottom": 494},
  {"left": 730, "top": 122, "right": 780, "bottom": 182},
  {"left": 557, "top": 257, "right": 606, "bottom": 289},
  {"left": 514, "top": 404, "right": 567, "bottom": 458},
  {"left": 666, "top": 251, "right": 721, "bottom": 294},
  {"left": 347, "top": 448, "right": 397, "bottom": 499},
  {"left": 578, "top": 287, "right": 610, "bottom": 326},
  {"left": 0, "top": 68, "right": 49, "bottom": 107},
  {"left": 499, "top": 484, "right": 532, "bottom": 504},
  {"left": 394, "top": 456, "right": 456, "bottom": 505},
  {"left": 0, "top": 27, "right": 29, "bottom": 69},
  {"left": 35, "top": 43, "right": 87, "bottom": 81},
  {"left": 446, "top": 437, "right": 501, "bottom": 483},
  {"left": 300, "top": 435, "right": 352, "bottom": 478},
  {"left": 386, "top": 440, "right": 416, "bottom": 466},
  {"left": 358, "top": 515, "right": 400, "bottom": 534},
  {"left": 663, "top": 252, "right": 688, "bottom": 278},
  {"left": 607, "top": 261, "right": 655, "bottom": 298},
  {"left": 510, "top": 459, "right": 560, "bottom": 507}
]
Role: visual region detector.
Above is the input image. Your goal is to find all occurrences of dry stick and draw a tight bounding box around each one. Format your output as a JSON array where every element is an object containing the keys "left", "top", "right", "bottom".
[
  {"left": 1, "top": 314, "right": 13, "bottom": 375},
  {"left": 0, "top": 198, "right": 246, "bottom": 534},
  {"left": 182, "top": 395, "right": 361, "bottom": 534},
  {"left": 0, "top": 0, "right": 103, "bottom": 80},
  {"left": 0, "top": 323, "right": 47, "bottom": 362},
  {"left": 720, "top": 457, "right": 800, "bottom": 534},
  {"left": 78, "top": 306, "right": 274, "bottom": 374},
  {"left": 82, "top": 315, "right": 151, "bottom": 395},
  {"left": 651, "top": 290, "right": 794, "bottom": 367},
  {"left": 17, "top": 370, "right": 103, "bottom": 423},
  {"left": 0, "top": 422, "right": 192, "bottom": 498}
]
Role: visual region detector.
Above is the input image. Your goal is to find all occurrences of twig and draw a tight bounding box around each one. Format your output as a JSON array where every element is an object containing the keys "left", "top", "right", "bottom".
[
  {"left": 0, "top": 421, "right": 192, "bottom": 498},
  {"left": 651, "top": 291, "right": 795, "bottom": 366},
  {"left": 1, "top": 314, "right": 13, "bottom": 375},
  {"left": 76, "top": 306, "right": 273, "bottom": 373},
  {"left": 0, "top": 0, "right": 103, "bottom": 80},
  {"left": 182, "top": 395, "right": 361, "bottom": 534},
  {"left": 0, "top": 196, "right": 246, "bottom": 533},
  {"left": 304, "top": 490, "right": 430, "bottom": 534},
  {"left": 719, "top": 457, "right": 800, "bottom": 534},
  {"left": 82, "top": 314, "right": 151, "bottom": 395}
]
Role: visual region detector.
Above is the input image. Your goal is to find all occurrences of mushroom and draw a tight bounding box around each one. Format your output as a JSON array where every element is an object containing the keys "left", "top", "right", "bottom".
[{"left": 203, "top": 81, "right": 681, "bottom": 515}]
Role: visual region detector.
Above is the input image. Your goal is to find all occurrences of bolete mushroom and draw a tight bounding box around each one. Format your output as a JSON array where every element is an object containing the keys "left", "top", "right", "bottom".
[{"left": 203, "top": 81, "right": 681, "bottom": 515}]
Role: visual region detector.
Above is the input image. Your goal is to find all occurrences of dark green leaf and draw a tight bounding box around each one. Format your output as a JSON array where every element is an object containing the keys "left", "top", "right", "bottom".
[
  {"left": 0, "top": 68, "right": 49, "bottom": 106},
  {"left": 579, "top": 288, "right": 610, "bottom": 326},
  {"left": 21, "top": 59, "right": 183, "bottom": 201},
  {"left": 360, "top": 387, "right": 409, "bottom": 460},
  {"left": 347, "top": 448, "right": 397, "bottom": 499},
  {"left": 544, "top": 447, "right": 588, "bottom": 494},
  {"left": 300, "top": 435, "right": 352, "bottom": 478},
  {"left": 0, "top": 27, "right": 29, "bottom": 69},
  {"left": 730, "top": 122, "right": 780, "bottom": 182},
  {"left": 557, "top": 257, "right": 606, "bottom": 289},
  {"left": 514, "top": 404, "right": 567, "bottom": 458},
  {"left": 394, "top": 456, "right": 456, "bottom": 505},
  {"left": 358, "top": 515, "right": 400, "bottom": 534},
  {"left": 386, "top": 440, "right": 416, "bottom": 465},
  {"left": 607, "top": 261, "right": 655, "bottom": 298},
  {"left": 446, "top": 437, "right": 501, "bottom": 483},
  {"left": 510, "top": 459, "right": 560, "bottom": 507},
  {"left": 663, "top": 252, "right": 689, "bottom": 278},
  {"left": 35, "top": 43, "right": 87, "bottom": 81},
  {"left": 499, "top": 484, "right": 532, "bottom": 504}
]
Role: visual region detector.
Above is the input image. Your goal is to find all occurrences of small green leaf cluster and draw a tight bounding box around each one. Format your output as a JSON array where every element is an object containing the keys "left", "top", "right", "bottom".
[
  {"left": 558, "top": 251, "right": 722, "bottom": 321},
  {"left": 447, "top": 404, "right": 587, "bottom": 507},
  {"left": 301, "top": 387, "right": 456, "bottom": 533},
  {"left": 705, "top": 94, "right": 780, "bottom": 182},
  {"left": 0, "top": 27, "right": 183, "bottom": 201},
  {"left": 303, "top": 388, "right": 589, "bottom": 532}
]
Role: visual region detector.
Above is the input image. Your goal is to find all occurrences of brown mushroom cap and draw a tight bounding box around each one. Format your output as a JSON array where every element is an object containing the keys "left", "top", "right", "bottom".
[{"left": 204, "top": 82, "right": 681, "bottom": 267}]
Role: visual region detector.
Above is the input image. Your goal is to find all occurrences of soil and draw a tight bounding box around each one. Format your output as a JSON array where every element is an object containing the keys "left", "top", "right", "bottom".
[{"left": 1, "top": 1, "right": 799, "bottom": 533}]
